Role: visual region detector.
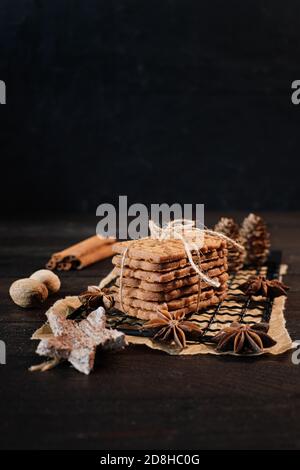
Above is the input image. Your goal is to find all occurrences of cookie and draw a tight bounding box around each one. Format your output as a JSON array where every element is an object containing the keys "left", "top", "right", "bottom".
[
  {"left": 113, "top": 259, "right": 227, "bottom": 283},
  {"left": 112, "top": 272, "right": 229, "bottom": 302},
  {"left": 114, "top": 291, "right": 227, "bottom": 320},
  {"left": 115, "top": 264, "right": 227, "bottom": 292},
  {"left": 114, "top": 286, "right": 213, "bottom": 311},
  {"left": 117, "top": 273, "right": 200, "bottom": 292},
  {"left": 112, "top": 248, "right": 228, "bottom": 273},
  {"left": 112, "top": 235, "right": 227, "bottom": 263},
  {"left": 113, "top": 280, "right": 227, "bottom": 310}
]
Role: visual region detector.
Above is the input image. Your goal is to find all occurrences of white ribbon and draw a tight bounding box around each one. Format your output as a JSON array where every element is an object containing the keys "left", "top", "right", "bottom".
[{"left": 148, "top": 219, "right": 244, "bottom": 288}]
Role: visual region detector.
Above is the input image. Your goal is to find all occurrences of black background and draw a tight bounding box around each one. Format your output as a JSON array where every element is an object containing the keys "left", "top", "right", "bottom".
[{"left": 1, "top": 0, "right": 300, "bottom": 213}]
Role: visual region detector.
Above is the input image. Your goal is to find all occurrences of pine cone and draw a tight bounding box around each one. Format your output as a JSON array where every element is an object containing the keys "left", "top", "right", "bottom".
[
  {"left": 240, "top": 213, "right": 270, "bottom": 266},
  {"left": 214, "top": 217, "right": 245, "bottom": 272}
]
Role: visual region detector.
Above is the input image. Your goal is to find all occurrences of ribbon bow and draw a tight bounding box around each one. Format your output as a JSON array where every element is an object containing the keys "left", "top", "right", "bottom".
[{"left": 148, "top": 219, "right": 244, "bottom": 288}]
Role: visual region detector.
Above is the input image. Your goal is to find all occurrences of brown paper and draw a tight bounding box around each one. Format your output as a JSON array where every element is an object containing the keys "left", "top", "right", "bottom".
[
  {"left": 109, "top": 264, "right": 293, "bottom": 356},
  {"left": 32, "top": 265, "right": 292, "bottom": 357},
  {"left": 125, "top": 295, "right": 291, "bottom": 356}
]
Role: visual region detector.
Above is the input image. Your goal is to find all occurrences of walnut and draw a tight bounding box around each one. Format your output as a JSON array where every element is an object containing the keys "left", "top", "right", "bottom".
[
  {"left": 9, "top": 279, "right": 48, "bottom": 308},
  {"left": 30, "top": 269, "right": 61, "bottom": 294}
]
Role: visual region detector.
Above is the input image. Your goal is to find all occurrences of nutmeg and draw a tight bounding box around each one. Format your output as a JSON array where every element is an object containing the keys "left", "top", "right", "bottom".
[
  {"left": 30, "top": 269, "right": 61, "bottom": 294},
  {"left": 9, "top": 279, "right": 48, "bottom": 308}
]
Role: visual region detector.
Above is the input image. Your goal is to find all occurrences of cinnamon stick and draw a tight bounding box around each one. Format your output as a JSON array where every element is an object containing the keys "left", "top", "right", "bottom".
[{"left": 46, "top": 235, "right": 115, "bottom": 271}]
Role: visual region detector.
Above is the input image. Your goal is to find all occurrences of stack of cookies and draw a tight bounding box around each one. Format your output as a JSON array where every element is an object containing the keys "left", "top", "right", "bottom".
[{"left": 111, "top": 235, "right": 229, "bottom": 320}]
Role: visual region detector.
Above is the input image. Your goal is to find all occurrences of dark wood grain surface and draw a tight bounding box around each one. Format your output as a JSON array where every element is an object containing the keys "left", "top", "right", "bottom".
[{"left": 0, "top": 213, "right": 299, "bottom": 450}]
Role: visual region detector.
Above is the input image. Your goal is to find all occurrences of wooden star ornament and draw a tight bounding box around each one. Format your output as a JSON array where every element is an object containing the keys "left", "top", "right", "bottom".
[{"left": 32, "top": 306, "right": 127, "bottom": 375}]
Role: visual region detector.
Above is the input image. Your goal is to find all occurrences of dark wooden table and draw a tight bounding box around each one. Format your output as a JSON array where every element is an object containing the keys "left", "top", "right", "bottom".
[{"left": 1, "top": 212, "right": 299, "bottom": 450}]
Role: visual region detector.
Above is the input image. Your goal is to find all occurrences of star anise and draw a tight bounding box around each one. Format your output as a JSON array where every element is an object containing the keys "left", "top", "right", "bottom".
[
  {"left": 212, "top": 322, "right": 276, "bottom": 354},
  {"left": 79, "top": 286, "right": 114, "bottom": 309},
  {"left": 142, "top": 309, "right": 203, "bottom": 349},
  {"left": 240, "top": 275, "right": 289, "bottom": 299},
  {"left": 69, "top": 286, "right": 114, "bottom": 320}
]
